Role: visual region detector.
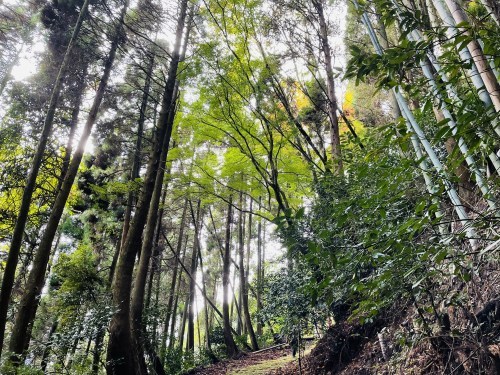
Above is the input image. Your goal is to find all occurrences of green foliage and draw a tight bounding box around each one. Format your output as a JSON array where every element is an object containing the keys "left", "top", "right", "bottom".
[
  {"left": 50, "top": 243, "right": 104, "bottom": 327},
  {"left": 205, "top": 325, "right": 230, "bottom": 360},
  {"left": 208, "top": 325, "right": 226, "bottom": 346},
  {"left": 162, "top": 347, "right": 183, "bottom": 375},
  {"left": 273, "top": 126, "right": 478, "bottom": 325},
  {"left": 256, "top": 330, "right": 276, "bottom": 348},
  {"left": 0, "top": 361, "right": 43, "bottom": 375},
  {"left": 1, "top": 0, "right": 498, "bottom": 372},
  {"left": 163, "top": 346, "right": 209, "bottom": 375},
  {"left": 59, "top": 216, "right": 85, "bottom": 240},
  {"left": 258, "top": 264, "right": 329, "bottom": 339}
]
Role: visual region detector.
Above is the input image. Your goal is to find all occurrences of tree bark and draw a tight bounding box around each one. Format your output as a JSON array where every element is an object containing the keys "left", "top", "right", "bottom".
[
  {"left": 91, "top": 329, "right": 104, "bottom": 375},
  {"left": 146, "top": 188, "right": 169, "bottom": 360},
  {"left": 313, "top": 0, "right": 343, "bottom": 174},
  {"left": 0, "top": 0, "right": 90, "bottom": 356},
  {"left": 169, "top": 233, "right": 189, "bottom": 352},
  {"left": 163, "top": 229, "right": 250, "bottom": 348},
  {"left": 256, "top": 197, "right": 263, "bottom": 336},
  {"left": 432, "top": 108, "right": 476, "bottom": 207},
  {"left": 145, "top": 185, "right": 169, "bottom": 313},
  {"left": 56, "top": 65, "right": 88, "bottom": 194},
  {"left": 40, "top": 319, "right": 58, "bottom": 373},
  {"left": 187, "top": 200, "right": 202, "bottom": 351},
  {"left": 160, "top": 198, "right": 189, "bottom": 360},
  {"left": 480, "top": 0, "right": 500, "bottom": 24},
  {"left": 63, "top": 322, "right": 82, "bottom": 371},
  {"left": 150, "top": 265, "right": 162, "bottom": 348},
  {"left": 198, "top": 247, "right": 215, "bottom": 358},
  {"left": 129, "top": 95, "right": 176, "bottom": 373},
  {"left": 178, "top": 296, "right": 189, "bottom": 351},
  {"left": 115, "top": 49, "right": 155, "bottom": 275},
  {"left": 232, "top": 257, "right": 242, "bottom": 336},
  {"left": 168, "top": 281, "right": 181, "bottom": 351},
  {"left": 8, "top": 1, "right": 125, "bottom": 361},
  {"left": 374, "top": 11, "right": 402, "bottom": 120},
  {"left": 444, "top": 0, "right": 500, "bottom": 110},
  {"left": 223, "top": 197, "right": 239, "bottom": 357},
  {"left": 238, "top": 193, "right": 259, "bottom": 351},
  {"left": 106, "top": 0, "right": 188, "bottom": 373}
]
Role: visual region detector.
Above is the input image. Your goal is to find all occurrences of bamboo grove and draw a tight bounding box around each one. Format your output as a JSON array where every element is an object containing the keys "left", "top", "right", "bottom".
[{"left": 0, "top": 0, "right": 498, "bottom": 373}]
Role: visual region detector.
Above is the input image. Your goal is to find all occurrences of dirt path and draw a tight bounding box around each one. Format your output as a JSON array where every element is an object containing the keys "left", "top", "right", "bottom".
[{"left": 190, "top": 343, "right": 314, "bottom": 375}]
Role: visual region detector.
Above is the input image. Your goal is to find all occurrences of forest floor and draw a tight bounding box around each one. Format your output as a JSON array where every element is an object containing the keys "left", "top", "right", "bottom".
[
  {"left": 190, "top": 291, "right": 500, "bottom": 375},
  {"left": 189, "top": 342, "right": 315, "bottom": 375}
]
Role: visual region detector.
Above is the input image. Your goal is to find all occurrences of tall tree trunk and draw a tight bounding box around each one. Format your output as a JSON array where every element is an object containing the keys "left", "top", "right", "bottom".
[
  {"left": 56, "top": 65, "right": 88, "bottom": 194},
  {"left": 240, "top": 285, "right": 245, "bottom": 334},
  {"left": 130, "top": 99, "right": 176, "bottom": 373},
  {"left": 165, "top": 230, "right": 249, "bottom": 349},
  {"left": 168, "top": 286, "right": 181, "bottom": 351},
  {"left": 389, "top": 0, "right": 500, "bottom": 187},
  {"left": 145, "top": 185, "right": 169, "bottom": 312},
  {"left": 108, "top": 93, "right": 158, "bottom": 284},
  {"left": 146, "top": 187, "right": 169, "bottom": 359},
  {"left": 91, "top": 329, "right": 104, "bottom": 375},
  {"left": 160, "top": 198, "right": 189, "bottom": 360},
  {"left": 8, "top": 2, "right": 125, "bottom": 361},
  {"left": 169, "top": 234, "right": 189, "bottom": 352},
  {"left": 0, "top": 0, "right": 90, "bottom": 356},
  {"left": 209, "top": 280, "right": 218, "bottom": 338},
  {"left": 443, "top": 0, "right": 500, "bottom": 110},
  {"left": 151, "top": 262, "right": 162, "bottom": 346},
  {"left": 480, "top": 0, "right": 499, "bottom": 24},
  {"left": 198, "top": 247, "right": 215, "bottom": 358},
  {"left": 186, "top": 200, "right": 202, "bottom": 351},
  {"left": 256, "top": 198, "right": 263, "bottom": 336},
  {"left": 196, "top": 300, "right": 202, "bottom": 350},
  {"left": 233, "top": 264, "right": 242, "bottom": 336},
  {"left": 40, "top": 319, "right": 58, "bottom": 373},
  {"left": 84, "top": 337, "right": 92, "bottom": 360},
  {"left": 238, "top": 194, "right": 259, "bottom": 350},
  {"left": 64, "top": 322, "right": 82, "bottom": 371},
  {"left": 357, "top": 0, "right": 478, "bottom": 248},
  {"left": 431, "top": 0, "right": 500, "bottom": 137},
  {"left": 223, "top": 197, "right": 239, "bottom": 357},
  {"left": 433, "top": 108, "right": 476, "bottom": 207},
  {"left": 313, "top": 0, "right": 343, "bottom": 174},
  {"left": 374, "top": 11, "right": 402, "bottom": 120},
  {"left": 245, "top": 200, "right": 251, "bottom": 276},
  {"left": 178, "top": 297, "right": 189, "bottom": 351},
  {"left": 115, "top": 49, "right": 155, "bottom": 272},
  {"left": 106, "top": 0, "right": 188, "bottom": 373}
]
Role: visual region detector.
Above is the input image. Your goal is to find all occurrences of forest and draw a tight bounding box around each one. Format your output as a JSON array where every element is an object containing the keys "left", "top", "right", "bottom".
[{"left": 0, "top": 0, "right": 499, "bottom": 373}]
